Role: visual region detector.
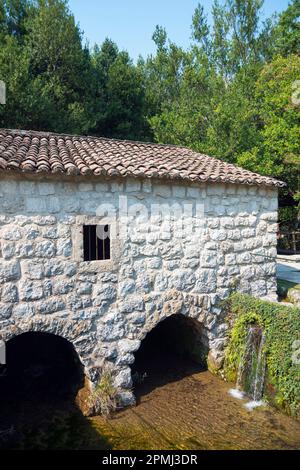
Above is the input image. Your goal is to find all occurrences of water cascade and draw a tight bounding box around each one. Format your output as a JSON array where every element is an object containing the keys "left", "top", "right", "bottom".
[{"left": 229, "top": 325, "right": 267, "bottom": 410}]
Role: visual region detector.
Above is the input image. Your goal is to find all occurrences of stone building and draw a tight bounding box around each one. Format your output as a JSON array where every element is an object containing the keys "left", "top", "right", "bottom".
[{"left": 0, "top": 129, "right": 284, "bottom": 406}]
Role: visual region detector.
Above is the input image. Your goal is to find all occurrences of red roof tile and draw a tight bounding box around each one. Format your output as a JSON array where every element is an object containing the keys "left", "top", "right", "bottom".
[{"left": 0, "top": 129, "right": 285, "bottom": 188}]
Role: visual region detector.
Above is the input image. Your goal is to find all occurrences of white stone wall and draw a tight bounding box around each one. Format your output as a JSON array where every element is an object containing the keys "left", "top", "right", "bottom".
[{"left": 0, "top": 174, "right": 278, "bottom": 405}]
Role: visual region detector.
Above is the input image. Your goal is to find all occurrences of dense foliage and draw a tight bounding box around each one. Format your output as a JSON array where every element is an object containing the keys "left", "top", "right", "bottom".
[
  {"left": 224, "top": 293, "right": 300, "bottom": 417},
  {"left": 0, "top": 0, "right": 299, "bottom": 228}
]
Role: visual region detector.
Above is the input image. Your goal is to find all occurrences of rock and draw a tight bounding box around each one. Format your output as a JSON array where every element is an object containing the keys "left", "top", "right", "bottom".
[
  {"left": 43, "top": 227, "right": 59, "bottom": 239},
  {"left": 0, "top": 261, "right": 20, "bottom": 284},
  {"left": 169, "top": 270, "right": 196, "bottom": 291},
  {"left": 1, "top": 284, "right": 18, "bottom": 303},
  {"left": 77, "top": 282, "right": 93, "bottom": 295},
  {"left": 1, "top": 243, "right": 15, "bottom": 259},
  {"left": 118, "top": 280, "right": 135, "bottom": 297},
  {"left": 115, "top": 353, "right": 135, "bottom": 366},
  {"left": 68, "top": 295, "right": 92, "bottom": 310},
  {"left": 288, "top": 288, "right": 300, "bottom": 306},
  {"left": 0, "top": 303, "right": 12, "bottom": 319},
  {"left": 39, "top": 299, "right": 65, "bottom": 315},
  {"left": 57, "top": 239, "right": 72, "bottom": 257},
  {"left": 207, "top": 350, "right": 224, "bottom": 373},
  {"left": 35, "top": 241, "right": 56, "bottom": 258},
  {"left": 22, "top": 261, "right": 44, "bottom": 280},
  {"left": 19, "top": 281, "right": 44, "bottom": 301},
  {"left": 53, "top": 280, "right": 74, "bottom": 295},
  {"left": 2, "top": 227, "right": 22, "bottom": 241},
  {"left": 65, "top": 264, "right": 77, "bottom": 277},
  {"left": 114, "top": 368, "right": 132, "bottom": 389},
  {"left": 99, "top": 313, "right": 125, "bottom": 341},
  {"left": 119, "top": 298, "right": 144, "bottom": 314},
  {"left": 44, "top": 261, "right": 64, "bottom": 277},
  {"left": 117, "top": 390, "right": 136, "bottom": 407},
  {"left": 101, "top": 345, "right": 118, "bottom": 360},
  {"left": 13, "top": 303, "right": 35, "bottom": 318},
  {"left": 193, "top": 270, "right": 217, "bottom": 294},
  {"left": 94, "top": 285, "right": 116, "bottom": 302},
  {"left": 118, "top": 339, "right": 141, "bottom": 355},
  {"left": 129, "top": 311, "right": 146, "bottom": 325}
]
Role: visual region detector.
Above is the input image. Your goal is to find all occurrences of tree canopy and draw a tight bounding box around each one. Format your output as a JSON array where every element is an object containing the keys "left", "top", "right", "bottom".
[{"left": 0, "top": 0, "right": 299, "bottom": 229}]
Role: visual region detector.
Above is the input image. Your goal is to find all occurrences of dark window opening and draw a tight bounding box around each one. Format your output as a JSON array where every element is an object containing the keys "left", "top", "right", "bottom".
[{"left": 83, "top": 225, "right": 110, "bottom": 261}]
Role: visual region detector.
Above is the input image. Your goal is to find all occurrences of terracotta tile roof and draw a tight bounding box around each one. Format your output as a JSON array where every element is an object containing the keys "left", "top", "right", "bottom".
[{"left": 0, "top": 129, "right": 285, "bottom": 188}]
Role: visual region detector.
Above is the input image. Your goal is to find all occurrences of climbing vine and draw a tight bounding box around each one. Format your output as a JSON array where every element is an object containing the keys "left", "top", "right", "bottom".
[{"left": 224, "top": 294, "right": 300, "bottom": 417}]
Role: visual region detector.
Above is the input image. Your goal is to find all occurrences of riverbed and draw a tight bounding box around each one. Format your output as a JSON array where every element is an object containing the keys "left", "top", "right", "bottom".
[
  {"left": 91, "top": 362, "right": 300, "bottom": 450},
  {"left": 1, "top": 357, "right": 300, "bottom": 450}
]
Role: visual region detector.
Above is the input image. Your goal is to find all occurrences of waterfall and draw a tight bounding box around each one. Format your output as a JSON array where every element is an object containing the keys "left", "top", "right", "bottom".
[{"left": 230, "top": 325, "right": 267, "bottom": 409}]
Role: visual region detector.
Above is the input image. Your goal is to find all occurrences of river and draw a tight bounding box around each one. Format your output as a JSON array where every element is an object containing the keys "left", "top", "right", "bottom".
[
  {"left": 91, "top": 359, "right": 300, "bottom": 450},
  {"left": 1, "top": 355, "right": 300, "bottom": 450}
]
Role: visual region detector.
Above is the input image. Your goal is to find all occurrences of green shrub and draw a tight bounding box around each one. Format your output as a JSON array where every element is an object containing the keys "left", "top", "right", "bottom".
[
  {"left": 224, "top": 294, "right": 300, "bottom": 417},
  {"left": 89, "top": 367, "right": 120, "bottom": 418}
]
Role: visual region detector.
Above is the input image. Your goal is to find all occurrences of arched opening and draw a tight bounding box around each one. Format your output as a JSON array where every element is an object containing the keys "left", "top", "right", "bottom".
[
  {"left": 0, "top": 332, "right": 99, "bottom": 450},
  {"left": 132, "top": 315, "right": 209, "bottom": 400},
  {"left": 0, "top": 332, "right": 84, "bottom": 401}
]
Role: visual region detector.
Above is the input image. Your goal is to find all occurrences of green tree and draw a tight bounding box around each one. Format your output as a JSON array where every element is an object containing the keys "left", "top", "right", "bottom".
[
  {"left": 211, "top": 0, "right": 271, "bottom": 79},
  {"left": 141, "top": 25, "right": 188, "bottom": 121},
  {"left": 238, "top": 55, "right": 300, "bottom": 230},
  {"left": 192, "top": 3, "right": 210, "bottom": 53},
  {"left": 147, "top": 1, "right": 267, "bottom": 156},
  {"left": 148, "top": 50, "right": 222, "bottom": 150},
  {"left": 0, "top": 33, "right": 32, "bottom": 127},
  {"left": 0, "top": 0, "right": 31, "bottom": 39},
  {"left": 91, "top": 38, "right": 149, "bottom": 140},
  {"left": 24, "top": 0, "right": 93, "bottom": 133},
  {"left": 237, "top": 55, "right": 300, "bottom": 195},
  {"left": 0, "top": 0, "right": 94, "bottom": 132},
  {"left": 273, "top": 0, "right": 300, "bottom": 57}
]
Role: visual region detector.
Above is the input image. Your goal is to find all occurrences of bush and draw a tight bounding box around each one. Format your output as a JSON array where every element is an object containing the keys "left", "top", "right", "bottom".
[
  {"left": 89, "top": 367, "right": 120, "bottom": 418},
  {"left": 224, "top": 294, "right": 300, "bottom": 417}
]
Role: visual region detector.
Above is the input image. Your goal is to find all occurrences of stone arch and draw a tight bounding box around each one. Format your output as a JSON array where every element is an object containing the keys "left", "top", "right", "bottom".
[
  {"left": 0, "top": 330, "right": 86, "bottom": 406},
  {"left": 0, "top": 317, "right": 95, "bottom": 383},
  {"left": 113, "top": 290, "right": 227, "bottom": 407},
  {"left": 126, "top": 313, "right": 208, "bottom": 405},
  {"left": 136, "top": 290, "right": 210, "bottom": 343},
  {"left": 136, "top": 313, "right": 209, "bottom": 366}
]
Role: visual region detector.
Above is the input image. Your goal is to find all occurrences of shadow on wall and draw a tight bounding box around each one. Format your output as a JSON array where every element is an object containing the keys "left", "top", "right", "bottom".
[
  {"left": 0, "top": 332, "right": 110, "bottom": 450},
  {"left": 132, "top": 314, "right": 209, "bottom": 403}
]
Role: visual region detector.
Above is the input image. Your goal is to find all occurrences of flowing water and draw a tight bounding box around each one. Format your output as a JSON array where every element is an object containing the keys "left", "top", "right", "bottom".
[
  {"left": 91, "top": 358, "right": 300, "bottom": 450},
  {"left": 237, "top": 326, "right": 266, "bottom": 400},
  {"left": 231, "top": 325, "right": 267, "bottom": 408},
  {"left": 1, "top": 353, "right": 300, "bottom": 450}
]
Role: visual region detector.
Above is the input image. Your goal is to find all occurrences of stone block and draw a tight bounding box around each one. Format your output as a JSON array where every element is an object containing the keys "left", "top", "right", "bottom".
[
  {"left": 0, "top": 261, "right": 20, "bottom": 283},
  {"left": 154, "top": 185, "right": 172, "bottom": 198},
  {"left": 0, "top": 302, "right": 12, "bottom": 319},
  {"left": 172, "top": 185, "right": 186, "bottom": 198},
  {"left": 19, "top": 281, "right": 44, "bottom": 301},
  {"left": 38, "top": 182, "right": 56, "bottom": 196}
]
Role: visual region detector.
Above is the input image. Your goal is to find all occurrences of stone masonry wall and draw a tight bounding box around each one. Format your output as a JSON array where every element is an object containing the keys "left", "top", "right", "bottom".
[{"left": 0, "top": 174, "right": 278, "bottom": 405}]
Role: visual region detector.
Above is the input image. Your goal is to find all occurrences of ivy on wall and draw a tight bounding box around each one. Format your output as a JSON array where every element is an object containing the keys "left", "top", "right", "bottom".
[{"left": 224, "top": 294, "right": 300, "bottom": 417}]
